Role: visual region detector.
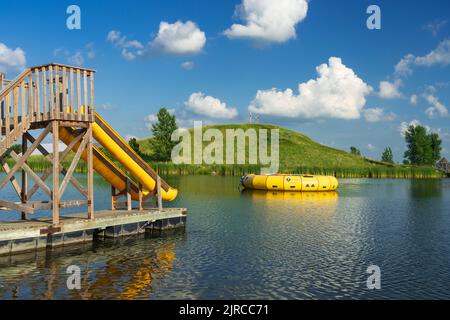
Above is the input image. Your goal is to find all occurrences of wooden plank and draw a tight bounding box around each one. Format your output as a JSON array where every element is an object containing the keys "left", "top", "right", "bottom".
[
  {"left": 157, "top": 176, "right": 163, "bottom": 210},
  {"left": 87, "top": 124, "right": 94, "bottom": 219},
  {"left": 21, "top": 135, "right": 28, "bottom": 220},
  {"left": 138, "top": 183, "right": 143, "bottom": 211},
  {"left": 0, "top": 124, "right": 51, "bottom": 190},
  {"left": 1, "top": 162, "right": 21, "bottom": 198},
  {"left": 70, "top": 68, "right": 74, "bottom": 118},
  {"left": 9, "top": 151, "right": 52, "bottom": 197},
  {"left": 52, "top": 120, "right": 60, "bottom": 224},
  {"left": 49, "top": 65, "right": 54, "bottom": 119},
  {"left": 59, "top": 129, "right": 89, "bottom": 197},
  {"left": 42, "top": 67, "right": 47, "bottom": 121},
  {"left": 111, "top": 186, "right": 116, "bottom": 210},
  {"left": 5, "top": 92, "right": 10, "bottom": 147},
  {"left": 20, "top": 81, "right": 26, "bottom": 127},
  {"left": 62, "top": 66, "right": 67, "bottom": 120},
  {"left": 13, "top": 86, "right": 18, "bottom": 136},
  {"left": 28, "top": 74, "right": 33, "bottom": 122},
  {"left": 83, "top": 70, "right": 88, "bottom": 121},
  {"left": 35, "top": 69, "right": 41, "bottom": 121},
  {"left": 54, "top": 66, "right": 60, "bottom": 119},
  {"left": 90, "top": 72, "right": 94, "bottom": 120},
  {"left": 0, "top": 200, "right": 34, "bottom": 214},
  {"left": 76, "top": 69, "right": 81, "bottom": 121}
]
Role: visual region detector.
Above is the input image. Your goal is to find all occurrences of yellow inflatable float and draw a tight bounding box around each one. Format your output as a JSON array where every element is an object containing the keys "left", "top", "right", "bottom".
[{"left": 241, "top": 174, "right": 338, "bottom": 192}]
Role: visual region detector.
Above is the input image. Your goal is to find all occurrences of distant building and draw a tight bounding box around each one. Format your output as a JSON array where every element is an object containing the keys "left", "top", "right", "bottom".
[{"left": 436, "top": 157, "right": 450, "bottom": 172}]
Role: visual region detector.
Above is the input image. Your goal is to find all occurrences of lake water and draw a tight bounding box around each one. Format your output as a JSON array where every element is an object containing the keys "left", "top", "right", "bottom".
[{"left": 0, "top": 175, "right": 449, "bottom": 299}]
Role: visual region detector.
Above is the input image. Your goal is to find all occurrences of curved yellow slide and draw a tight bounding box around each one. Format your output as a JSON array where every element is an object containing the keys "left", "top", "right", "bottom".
[
  {"left": 92, "top": 112, "right": 178, "bottom": 201},
  {"left": 58, "top": 112, "right": 178, "bottom": 201}
]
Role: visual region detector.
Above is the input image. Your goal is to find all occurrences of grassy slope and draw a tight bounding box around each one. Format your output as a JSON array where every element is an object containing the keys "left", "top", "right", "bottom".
[{"left": 138, "top": 123, "right": 391, "bottom": 169}]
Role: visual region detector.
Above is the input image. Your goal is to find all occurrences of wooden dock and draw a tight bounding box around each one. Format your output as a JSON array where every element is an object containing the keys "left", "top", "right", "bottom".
[{"left": 0, "top": 208, "right": 187, "bottom": 256}]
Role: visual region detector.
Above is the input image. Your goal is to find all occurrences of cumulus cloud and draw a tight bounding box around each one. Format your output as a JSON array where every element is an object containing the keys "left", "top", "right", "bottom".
[
  {"left": 398, "top": 120, "right": 423, "bottom": 137},
  {"left": 364, "top": 108, "right": 396, "bottom": 123},
  {"left": 248, "top": 57, "right": 372, "bottom": 119},
  {"left": 224, "top": 0, "right": 308, "bottom": 43},
  {"left": 152, "top": 21, "right": 206, "bottom": 55},
  {"left": 424, "top": 94, "right": 448, "bottom": 118},
  {"left": 410, "top": 94, "right": 418, "bottom": 105},
  {"left": 378, "top": 80, "right": 402, "bottom": 99},
  {"left": 367, "top": 144, "right": 376, "bottom": 151},
  {"left": 395, "top": 40, "right": 450, "bottom": 77},
  {"left": 0, "top": 43, "right": 26, "bottom": 73},
  {"left": 107, "top": 21, "right": 206, "bottom": 60},
  {"left": 185, "top": 92, "right": 238, "bottom": 119},
  {"left": 68, "top": 51, "right": 84, "bottom": 66}
]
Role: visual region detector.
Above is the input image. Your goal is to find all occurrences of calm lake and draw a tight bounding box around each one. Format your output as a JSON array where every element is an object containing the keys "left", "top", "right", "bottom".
[{"left": 0, "top": 174, "right": 449, "bottom": 299}]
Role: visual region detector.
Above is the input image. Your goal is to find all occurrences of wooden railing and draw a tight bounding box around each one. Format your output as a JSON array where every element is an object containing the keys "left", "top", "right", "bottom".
[{"left": 0, "top": 63, "right": 95, "bottom": 152}]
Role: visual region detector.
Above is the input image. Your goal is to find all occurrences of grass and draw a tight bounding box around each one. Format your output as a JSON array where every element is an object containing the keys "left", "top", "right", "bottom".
[{"left": 4, "top": 124, "right": 445, "bottom": 179}]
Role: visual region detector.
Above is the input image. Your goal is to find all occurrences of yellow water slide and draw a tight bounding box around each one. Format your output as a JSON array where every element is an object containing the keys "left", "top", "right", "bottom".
[{"left": 58, "top": 112, "right": 178, "bottom": 201}]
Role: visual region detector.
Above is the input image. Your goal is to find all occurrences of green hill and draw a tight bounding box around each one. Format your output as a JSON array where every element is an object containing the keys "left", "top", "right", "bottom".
[{"left": 137, "top": 124, "right": 444, "bottom": 178}]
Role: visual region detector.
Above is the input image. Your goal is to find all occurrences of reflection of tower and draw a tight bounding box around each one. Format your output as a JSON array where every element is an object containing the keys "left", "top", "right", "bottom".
[{"left": 249, "top": 112, "right": 260, "bottom": 124}]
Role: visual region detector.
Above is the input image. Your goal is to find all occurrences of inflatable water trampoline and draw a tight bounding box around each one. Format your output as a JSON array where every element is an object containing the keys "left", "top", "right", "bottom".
[{"left": 241, "top": 174, "right": 338, "bottom": 192}]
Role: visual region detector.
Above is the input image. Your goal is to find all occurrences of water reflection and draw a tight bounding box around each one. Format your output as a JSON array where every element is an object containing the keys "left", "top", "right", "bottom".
[{"left": 0, "top": 232, "right": 184, "bottom": 300}]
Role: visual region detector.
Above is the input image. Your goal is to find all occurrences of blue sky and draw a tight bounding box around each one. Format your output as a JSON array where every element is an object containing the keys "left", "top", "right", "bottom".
[{"left": 1, "top": 0, "right": 449, "bottom": 162}]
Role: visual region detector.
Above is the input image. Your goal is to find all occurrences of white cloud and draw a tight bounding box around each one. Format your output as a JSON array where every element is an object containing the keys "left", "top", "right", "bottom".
[
  {"left": 410, "top": 94, "right": 418, "bottom": 105},
  {"left": 0, "top": 43, "right": 26, "bottom": 73},
  {"left": 68, "top": 51, "right": 84, "bottom": 66},
  {"left": 107, "top": 21, "right": 206, "bottom": 60},
  {"left": 395, "top": 40, "right": 450, "bottom": 77},
  {"left": 398, "top": 120, "right": 423, "bottom": 137},
  {"left": 367, "top": 144, "right": 376, "bottom": 151},
  {"left": 107, "top": 30, "right": 145, "bottom": 61},
  {"left": 185, "top": 92, "right": 238, "bottom": 119},
  {"left": 424, "top": 94, "right": 448, "bottom": 118},
  {"left": 423, "top": 20, "right": 448, "bottom": 37},
  {"left": 248, "top": 57, "right": 372, "bottom": 119},
  {"left": 364, "top": 108, "right": 396, "bottom": 123},
  {"left": 224, "top": 0, "right": 308, "bottom": 43},
  {"left": 181, "top": 61, "right": 194, "bottom": 70},
  {"left": 152, "top": 21, "right": 206, "bottom": 55},
  {"left": 378, "top": 80, "right": 402, "bottom": 99}
]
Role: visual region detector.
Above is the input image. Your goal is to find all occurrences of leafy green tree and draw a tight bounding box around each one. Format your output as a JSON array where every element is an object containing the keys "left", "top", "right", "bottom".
[
  {"left": 350, "top": 146, "right": 361, "bottom": 156},
  {"left": 128, "top": 138, "right": 142, "bottom": 157},
  {"left": 381, "top": 147, "right": 394, "bottom": 163},
  {"left": 150, "top": 108, "right": 178, "bottom": 161},
  {"left": 429, "top": 133, "right": 442, "bottom": 164},
  {"left": 404, "top": 125, "right": 441, "bottom": 165}
]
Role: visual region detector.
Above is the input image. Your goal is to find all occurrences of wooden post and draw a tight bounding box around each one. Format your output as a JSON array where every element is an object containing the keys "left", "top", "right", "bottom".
[
  {"left": 138, "top": 183, "right": 143, "bottom": 211},
  {"left": 21, "top": 135, "right": 28, "bottom": 220},
  {"left": 126, "top": 179, "right": 132, "bottom": 211},
  {"left": 52, "top": 120, "right": 59, "bottom": 225},
  {"left": 111, "top": 186, "right": 116, "bottom": 210},
  {"left": 87, "top": 123, "right": 94, "bottom": 219},
  {"left": 156, "top": 176, "right": 163, "bottom": 211}
]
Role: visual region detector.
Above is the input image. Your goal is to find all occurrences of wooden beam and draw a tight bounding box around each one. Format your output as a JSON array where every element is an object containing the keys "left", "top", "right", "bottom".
[
  {"left": 59, "top": 129, "right": 89, "bottom": 197},
  {"left": 87, "top": 124, "right": 94, "bottom": 219},
  {"left": 52, "top": 120, "right": 60, "bottom": 225},
  {"left": 0, "top": 162, "right": 22, "bottom": 198},
  {"left": 0, "top": 123, "right": 51, "bottom": 190},
  {"left": 9, "top": 151, "right": 52, "bottom": 197},
  {"left": 156, "top": 176, "right": 163, "bottom": 210},
  {"left": 26, "top": 131, "right": 87, "bottom": 199},
  {"left": 0, "top": 200, "right": 34, "bottom": 214},
  {"left": 21, "top": 135, "right": 28, "bottom": 220}
]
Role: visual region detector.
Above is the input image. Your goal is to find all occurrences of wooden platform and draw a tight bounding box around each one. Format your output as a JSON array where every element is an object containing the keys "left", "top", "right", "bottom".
[{"left": 0, "top": 208, "right": 187, "bottom": 256}]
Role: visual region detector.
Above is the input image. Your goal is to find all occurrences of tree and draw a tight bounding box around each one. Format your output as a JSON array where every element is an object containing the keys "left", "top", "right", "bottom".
[
  {"left": 381, "top": 147, "right": 394, "bottom": 163},
  {"left": 128, "top": 138, "right": 142, "bottom": 157},
  {"left": 429, "top": 133, "right": 442, "bottom": 164},
  {"left": 150, "top": 108, "right": 178, "bottom": 161},
  {"left": 350, "top": 146, "right": 361, "bottom": 156},
  {"left": 404, "top": 125, "right": 441, "bottom": 165}
]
